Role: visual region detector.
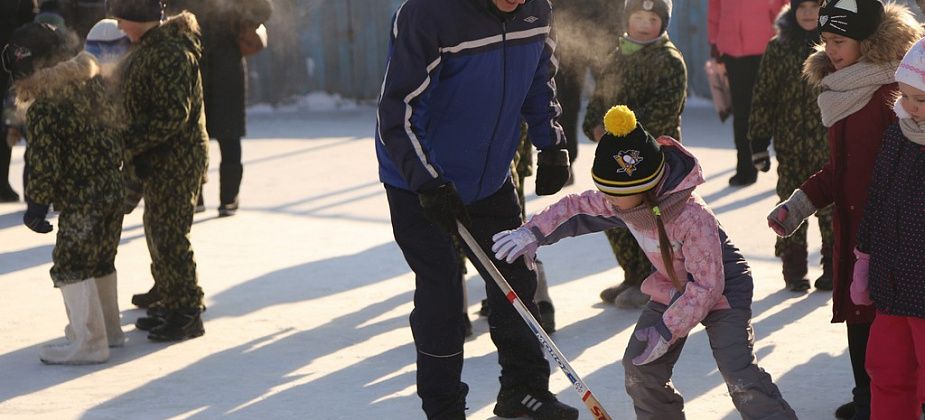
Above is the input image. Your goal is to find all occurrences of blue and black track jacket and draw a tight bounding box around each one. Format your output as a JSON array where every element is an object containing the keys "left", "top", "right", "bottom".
[{"left": 375, "top": 0, "right": 565, "bottom": 204}]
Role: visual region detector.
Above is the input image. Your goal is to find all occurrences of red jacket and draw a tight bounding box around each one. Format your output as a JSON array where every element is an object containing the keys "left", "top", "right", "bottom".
[
  {"left": 801, "top": 83, "right": 897, "bottom": 324},
  {"left": 708, "top": 0, "right": 787, "bottom": 57}
]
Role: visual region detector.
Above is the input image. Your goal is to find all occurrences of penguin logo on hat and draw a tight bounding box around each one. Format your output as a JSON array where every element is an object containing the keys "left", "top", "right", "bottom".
[
  {"left": 614, "top": 150, "right": 643, "bottom": 176},
  {"left": 643, "top": 0, "right": 654, "bottom": 10}
]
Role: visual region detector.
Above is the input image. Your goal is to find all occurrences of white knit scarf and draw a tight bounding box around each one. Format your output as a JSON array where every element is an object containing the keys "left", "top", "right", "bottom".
[
  {"left": 893, "top": 99, "right": 925, "bottom": 146},
  {"left": 817, "top": 61, "right": 898, "bottom": 127}
]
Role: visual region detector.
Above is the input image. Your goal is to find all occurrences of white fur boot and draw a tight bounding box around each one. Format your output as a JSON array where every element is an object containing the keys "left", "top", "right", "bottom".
[
  {"left": 41, "top": 280, "right": 109, "bottom": 365},
  {"left": 96, "top": 272, "right": 125, "bottom": 347},
  {"left": 64, "top": 273, "right": 125, "bottom": 347}
]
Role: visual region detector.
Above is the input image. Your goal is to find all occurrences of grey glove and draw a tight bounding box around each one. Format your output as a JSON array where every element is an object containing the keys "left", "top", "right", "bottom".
[{"left": 767, "top": 189, "right": 816, "bottom": 237}]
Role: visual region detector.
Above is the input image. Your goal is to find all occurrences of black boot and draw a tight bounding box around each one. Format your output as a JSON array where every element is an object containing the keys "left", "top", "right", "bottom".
[
  {"left": 834, "top": 401, "right": 855, "bottom": 420},
  {"left": 815, "top": 244, "right": 834, "bottom": 290},
  {"left": 493, "top": 387, "right": 578, "bottom": 420},
  {"left": 781, "top": 246, "right": 810, "bottom": 292},
  {"left": 218, "top": 162, "right": 243, "bottom": 217},
  {"left": 147, "top": 308, "right": 204, "bottom": 342},
  {"left": 131, "top": 284, "right": 161, "bottom": 309},
  {"left": 135, "top": 306, "right": 167, "bottom": 331},
  {"left": 538, "top": 301, "right": 555, "bottom": 334}
]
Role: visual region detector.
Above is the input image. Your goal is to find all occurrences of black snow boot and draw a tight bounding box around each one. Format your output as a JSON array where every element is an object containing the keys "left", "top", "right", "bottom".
[
  {"left": 538, "top": 301, "right": 555, "bottom": 334},
  {"left": 131, "top": 284, "right": 161, "bottom": 309},
  {"left": 218, "top": 162, "right": 243, "bottom": 217},
  {"left": 135, "top": 306, "right": 167, "bottom": 331},
  {"left": 781, "top": 246, "right": 810, "bottom": 292},
  {"left": 493, "top": 387, "right": 578, "bottom": 420},
  {"left": 814, "top": 244, "right": 834, "bottom": 291},
  {"left": 834, "top": 401, "right": 855, "bottom": 420},
  {"left": 147, "top": 308, "right": 204, "bottom": 342}
]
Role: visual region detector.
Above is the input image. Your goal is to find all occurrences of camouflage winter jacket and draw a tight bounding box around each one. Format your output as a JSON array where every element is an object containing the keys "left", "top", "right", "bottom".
[
  {"left": 117, "top": 12, "right": 209, "bottom": 169},
  {"left": 17, "top": 52, "right": 123, "bottom": 209},
  {"left": 748, "top": 6, "right": 826, "bottom": 168},
  {"left": 583, "top": 34, "right": 687, "bottom": 141}
]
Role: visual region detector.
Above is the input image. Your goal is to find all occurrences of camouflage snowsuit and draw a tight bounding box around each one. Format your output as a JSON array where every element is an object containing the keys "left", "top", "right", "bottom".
[
  {"left": 118, "top": 12, "right": 209, "bottom": 310},
  {"left": 583, "top": 34, "right": 688, "bottom": 287},
  {"left": 748, "top": 8, "right": 833, "bottom": 267},
  {"left": 19, "top": 53, "right": 124, "bottom": 285}
]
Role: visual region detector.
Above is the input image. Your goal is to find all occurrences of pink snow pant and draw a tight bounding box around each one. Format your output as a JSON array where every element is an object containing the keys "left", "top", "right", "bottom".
[{"left": 866, "top": 311, "right": 925, "bottom": 420}]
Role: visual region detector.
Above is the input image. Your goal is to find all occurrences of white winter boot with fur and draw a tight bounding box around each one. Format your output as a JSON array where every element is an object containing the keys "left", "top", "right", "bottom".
[
  {"left": 95, "top": 272, "right": 125, "bottom": 347},
  {"left": 41, "top": 280, "right": 109, "bottom": 365}
]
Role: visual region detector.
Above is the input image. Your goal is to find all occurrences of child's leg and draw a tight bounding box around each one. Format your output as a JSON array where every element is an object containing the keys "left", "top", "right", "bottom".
[
  {"left": 847, "top": 322, "right": 873, "bottom": 416},
  {"left": 867, "top": 312, "right": 919, "bottom": 419},
  {"left": 623, "top": 302, "right": 687, "bottom": 420},
  {"left": 704, "top": 308, "right": 796, "bottom": 419}
]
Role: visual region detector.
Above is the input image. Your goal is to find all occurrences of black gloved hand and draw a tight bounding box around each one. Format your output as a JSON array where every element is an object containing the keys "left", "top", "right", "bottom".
[
  {"left": 710, "top": 43, "right": 721, "bottom": 60},
  {"left": 23, "top": 201, "right": 52, "bottom": 234},
  {"left": 752, "top": 150, "right": 771, "bottom": 173},
  {"left": 418, "top": 183, "right": 471, "bottom": 236},
  {"left": 535, "top": 148, "right": 570, "bottom": 196}
]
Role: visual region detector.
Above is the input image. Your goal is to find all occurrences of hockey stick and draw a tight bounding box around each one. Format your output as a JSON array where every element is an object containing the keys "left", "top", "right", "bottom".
[{"left": 456, "top": 221, "right": 612, "bottom": 420}]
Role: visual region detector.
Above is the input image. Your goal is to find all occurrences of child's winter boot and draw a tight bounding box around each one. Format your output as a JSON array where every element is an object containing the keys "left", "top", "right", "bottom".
[{"left": 40, "top": 280, "right": 109, "bottom": 365}]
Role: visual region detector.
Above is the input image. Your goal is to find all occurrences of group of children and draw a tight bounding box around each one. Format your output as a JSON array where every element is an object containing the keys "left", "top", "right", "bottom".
[
  {"left": 6, "top": 0, "right": 925, "bottom": 417},
  {"left": 3, "top": 0, "right": 211, "bottom": 365},
  {"left": 493, "top": 0, "right": 924, "bottom": 418}
]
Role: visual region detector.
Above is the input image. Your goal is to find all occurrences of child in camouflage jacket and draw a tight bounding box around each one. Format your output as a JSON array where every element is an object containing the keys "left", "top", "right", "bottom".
[
  {"left": 748, "top": 0, "right": 834, "bottom": 293},
  {"left": 582, "top": 0, "right": 687, "bottom": 309},
  {"left": 2, "top": 22, "right": 125, "bottom": 365}
]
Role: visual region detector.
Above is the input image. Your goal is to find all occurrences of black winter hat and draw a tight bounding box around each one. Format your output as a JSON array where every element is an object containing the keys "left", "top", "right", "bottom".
[
  {"left": 1, "top": 23, "right": 71, "bottom": 81},
  {"left": 592, "top": 106, "right": 666, "bottom": 196},
  {"left": 818, "top": 0, "right": 884, "bottom": 41},
  {"left": 109, "top": 0, "right": 164, "bottom": 22},
  {"left": 791, "top": 0, "right": 818, "bottom": 10},
  {"left": 624, "top": 0, "right": 672, "bottom": 35}
]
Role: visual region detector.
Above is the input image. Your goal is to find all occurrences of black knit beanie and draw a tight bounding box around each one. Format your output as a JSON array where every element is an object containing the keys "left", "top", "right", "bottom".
[
  {"left": 109, "top": 0, "right": 163, "bottom": 22},
  {"left": 592, "top": 106, "right": 666, "bottom": 196},
  {"left": 624, "top": 0, "right": 672, "bottom": 35},
  {"left": 818, "top": 0, "right": 884, "bottom": 41},
  {"left": 1, "top": 23, "right": 71, "bottom": 81}
]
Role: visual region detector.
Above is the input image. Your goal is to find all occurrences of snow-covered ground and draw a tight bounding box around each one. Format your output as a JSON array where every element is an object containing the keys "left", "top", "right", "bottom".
[{"left": 0, "top": 99, "right": 852, "bottom": 419}]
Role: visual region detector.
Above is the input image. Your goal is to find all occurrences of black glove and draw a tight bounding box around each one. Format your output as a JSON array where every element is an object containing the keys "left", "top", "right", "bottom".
[
  {"left": 535, "top": 148, "right": 570, "bottom": 196},
  {"left": 752, "top": 150, "right": 771, "bottom": 173},
  {"left": 710, "top": 43, "right": 721, "bottom": 60},
  {"left": 418, "top": 183, "right": 471, "bottom": 236},
  {"left": 23, "top": 201, "right": 52, "bottom": 234}
]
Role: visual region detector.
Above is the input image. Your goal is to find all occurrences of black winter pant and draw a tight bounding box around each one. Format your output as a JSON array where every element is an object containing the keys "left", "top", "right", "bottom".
[
  {"left": 217, "top": 137, "right": 243, "bottom": 206},
  {"left": 385, "top": 180, "right": 550, "bottom": 419},
  {"left": 724, "top": 54, "right": 765, "bottom": 179}
]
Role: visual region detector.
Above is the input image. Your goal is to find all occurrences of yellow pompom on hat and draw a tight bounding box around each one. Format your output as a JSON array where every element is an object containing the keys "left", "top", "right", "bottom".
[{"left": 592, "top": 105, "right": 666, "bottom": 196}]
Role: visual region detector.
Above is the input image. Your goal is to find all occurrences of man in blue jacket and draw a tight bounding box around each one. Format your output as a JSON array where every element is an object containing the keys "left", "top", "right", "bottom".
[{"left": 375, "top": 0, "right": 577, "bottom": 419}]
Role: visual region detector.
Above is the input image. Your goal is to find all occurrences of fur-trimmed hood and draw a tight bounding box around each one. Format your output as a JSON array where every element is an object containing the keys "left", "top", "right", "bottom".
[
  {"left": 803, "top": 2, "right": 923, "bottom": 86},
  {"left": 13, "top": 52, "right": 100, "bottom": 106},
  {"left": 140, "top": 11, "right": 202, "bottom": 57}
]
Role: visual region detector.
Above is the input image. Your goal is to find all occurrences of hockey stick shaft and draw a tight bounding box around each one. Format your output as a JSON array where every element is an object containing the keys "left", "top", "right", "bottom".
[{"left": 456, "top": 221, "right": 612, "bottom": 420}]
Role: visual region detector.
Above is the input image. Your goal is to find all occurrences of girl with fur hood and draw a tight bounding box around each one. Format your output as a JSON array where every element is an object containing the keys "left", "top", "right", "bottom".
[
  {"left": 749, "top": 0, "right": 835, "bottom": 293},
  {"left": 495, "top": 106, "right": 797, "bottom": 420},
  {"left": 2, "top": 22, "right": 125, "bottom": 365},
  {"left": 766, "top": 1, "right": 922, "bottom": 418}
]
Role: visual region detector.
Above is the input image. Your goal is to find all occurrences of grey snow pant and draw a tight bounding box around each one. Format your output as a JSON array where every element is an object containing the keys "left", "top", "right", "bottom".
[{"left": 623, "top": 302, "right": 796, "bottom": 420}]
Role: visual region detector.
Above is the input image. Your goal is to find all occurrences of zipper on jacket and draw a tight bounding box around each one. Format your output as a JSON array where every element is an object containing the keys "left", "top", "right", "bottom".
[{"left": 476, "top": 20, "right": 508, "bottom": 199}]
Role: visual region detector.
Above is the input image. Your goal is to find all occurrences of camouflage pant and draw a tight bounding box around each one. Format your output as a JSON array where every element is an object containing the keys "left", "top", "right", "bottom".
[
  {"left": 50, "top": 202, "right": 124, "bottom": 285},
  {"left": 774, "top": 160, "right": 834, "bottom": 257},
  {"left": 604, "top": 228, "right": 653, "bottom": 287},
  {"left": 142, "top": 157, "right": 206, "bottom": 310}
]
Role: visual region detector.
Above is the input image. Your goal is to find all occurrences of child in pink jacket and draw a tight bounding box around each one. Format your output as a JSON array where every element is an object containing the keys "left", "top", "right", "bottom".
[{"left": 492, "top": 106, "right": 796, "bottom": 420}]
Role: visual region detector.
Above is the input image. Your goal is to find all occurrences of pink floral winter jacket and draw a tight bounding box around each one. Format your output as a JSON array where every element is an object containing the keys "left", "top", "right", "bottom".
[{"left": 524, "top": 137, "right": 754, "bottom": 340}]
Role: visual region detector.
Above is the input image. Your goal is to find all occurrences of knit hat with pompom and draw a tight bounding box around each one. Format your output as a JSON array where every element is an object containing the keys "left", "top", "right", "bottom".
[{"left": 591, "top": 105, "right": 666, "bottom": 196}]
